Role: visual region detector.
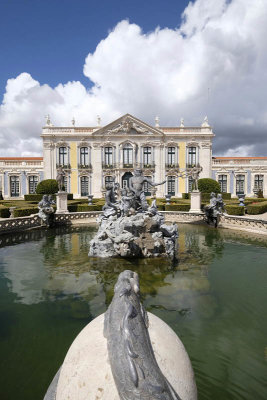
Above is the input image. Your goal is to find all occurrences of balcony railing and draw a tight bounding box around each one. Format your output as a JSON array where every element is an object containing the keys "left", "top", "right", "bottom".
[
  {"left": 122, "top": 163, "right": 134, "bottom": 168},
  {"left": 102, "top": 163, "right": 116, "bottom": 169},
  {"left": 141, "top": 162, "right": 155, "bottom": 169},
  {"left": 56, "top": 163, "right": 71, "bottom": 169},
  {"left": 78, "top": 164, "right": 92, "bottom": 169},
  {"left": 186, "top": 163, "right": 200, "bottom": 169},
  {"left": 165, "top": 163, "right": 179, "bottom": 169}
]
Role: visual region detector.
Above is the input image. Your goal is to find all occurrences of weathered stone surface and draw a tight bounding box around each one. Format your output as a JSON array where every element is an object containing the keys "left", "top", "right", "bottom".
[
  {"left": 89, "top": 211, "right": 178, "bottom": 259},
  {"left": 54, "top": 313, "right": 197, "bottom": 400}
]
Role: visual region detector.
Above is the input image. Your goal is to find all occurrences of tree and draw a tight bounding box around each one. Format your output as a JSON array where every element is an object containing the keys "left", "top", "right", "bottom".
[
  {"left": 198, "top": 178, "right": 221, "bottom": 193},
  {"left": 36, "top": 179, "right": 58, "bottom": 194}
]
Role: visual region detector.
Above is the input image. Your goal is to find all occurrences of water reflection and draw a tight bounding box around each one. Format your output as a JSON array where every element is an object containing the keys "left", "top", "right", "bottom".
[{"left": 1, "top": 224, "right": 267, "bottom": 400}]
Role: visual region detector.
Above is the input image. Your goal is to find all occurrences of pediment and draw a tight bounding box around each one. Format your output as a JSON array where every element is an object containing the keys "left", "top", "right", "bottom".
[{"left": 93, "top": 114, "right": 164, "bottom": 137}]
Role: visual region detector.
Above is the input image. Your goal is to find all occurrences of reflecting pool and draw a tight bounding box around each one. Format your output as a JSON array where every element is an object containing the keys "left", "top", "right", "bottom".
[{"left": 0, "top": 224, "right": 267, "bottom": 400}]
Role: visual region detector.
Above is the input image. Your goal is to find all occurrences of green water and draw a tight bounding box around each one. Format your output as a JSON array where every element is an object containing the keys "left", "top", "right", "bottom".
[{"left": 0, "top": 224, "right": 267, "bottom": 400}]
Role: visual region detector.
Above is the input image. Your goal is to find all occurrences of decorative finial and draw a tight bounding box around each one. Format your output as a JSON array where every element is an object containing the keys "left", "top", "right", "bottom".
[
  {"left": 155, "top": 116, "right": 160, "bottom": 128},
  {"left": 71, "top": 117, "right": 75, "bottom": 126},
  {"left": 201, "top": 116, "right": 210, "bottom": 128},
  {"left": 180, "top": 117, "right": 184, "bottom": 128},
  {"left": 97, "top": 115, "right": 101, "bottom": 127},
  {"left": 45, "top": 114, "right": 51, "bottom": 126}
]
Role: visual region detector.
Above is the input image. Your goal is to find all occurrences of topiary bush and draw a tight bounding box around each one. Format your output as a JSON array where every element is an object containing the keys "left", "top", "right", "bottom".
[
  {"left": 36, "top": 179, "right": 58, "bottom": 195},
  {"left": 0, "top": 205, "right": 10, "bottom": 218},
  {"left": 198, "top": 178, "right": 221, "bottom": 194}
]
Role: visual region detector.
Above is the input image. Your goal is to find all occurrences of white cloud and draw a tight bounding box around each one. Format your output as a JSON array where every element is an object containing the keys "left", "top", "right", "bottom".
[{"left": 0, "top": 0, "right": 267, "bottom": 156}]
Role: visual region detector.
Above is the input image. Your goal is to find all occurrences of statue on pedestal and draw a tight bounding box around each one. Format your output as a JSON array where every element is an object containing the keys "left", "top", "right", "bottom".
[{"left": 56, "top": 167, "right": 66, "bottom": 192}]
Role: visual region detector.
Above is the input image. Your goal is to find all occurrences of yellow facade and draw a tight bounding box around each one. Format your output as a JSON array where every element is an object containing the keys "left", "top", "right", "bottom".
[{"left": 70, "top": 142, "right": 78, "bottom": 194}]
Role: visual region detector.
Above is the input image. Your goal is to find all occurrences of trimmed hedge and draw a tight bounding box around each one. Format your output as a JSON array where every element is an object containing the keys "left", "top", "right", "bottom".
[
  {"left": 24, "top": 193, "right": 73, "bottom": 201},
  {"left": 36, "top": 179, "right": 58, "bottom": 194},
  {"left": 165, "top": 204, "right": 190, "bottom": 211},
  {"left": 0, "top": 206, "right": 10, "bottom": 218},
  {"left": 68, "top": 204, "right": 103, "bottom": 212},
  {"left": 13, "top": 207, "right": 39, "bottom": 217},
  {"left": 225, "top": 205, "right": 245, "bottom": 216},
  {"left": 182, "top": 192, "right": 231, "bottom": 200},
  {"left": 246, "top": 201, "right": 267, "bottom": 215}
]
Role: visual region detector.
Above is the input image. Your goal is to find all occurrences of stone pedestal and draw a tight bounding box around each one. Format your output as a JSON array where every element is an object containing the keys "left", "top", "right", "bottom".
[
  {"left": 56, "top": 191, "right": 69, "bottom": 214},
  {"left": 189, "top": 191, "right": 202, "bottom": 213}
]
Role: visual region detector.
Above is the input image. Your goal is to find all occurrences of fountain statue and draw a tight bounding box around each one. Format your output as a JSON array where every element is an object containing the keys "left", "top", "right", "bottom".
[
  {"left": 204, "top": 192, "right": 225, "bottom": 227},
  {"left": 38, "top": 195, "right": 55, "bottom": 227},
  {"left": 89, "top": 169, "right": 178, "bottom": 259},
  {"left": 44, "top": 271, "right": 197, "bottom": 400}
]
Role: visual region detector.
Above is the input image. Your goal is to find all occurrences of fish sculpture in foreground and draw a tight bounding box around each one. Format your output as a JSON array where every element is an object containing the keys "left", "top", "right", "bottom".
[{"left": 104, "top": 270, "right": 182, "bottom": 400}]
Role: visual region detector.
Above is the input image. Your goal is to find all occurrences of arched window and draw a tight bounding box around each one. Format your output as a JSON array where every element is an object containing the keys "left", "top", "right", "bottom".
[
  {"left": 59, "top": 147, "right": 67, "bottom": 165},
  {"left": 143, "top": 176, "right": 151, "bottom": 196},
  {"left": 29, "top": 176, "right": 38, "bottom": 194},
  {"left": 236, "top": 175, "right": 245, "bottom": 195},
  {"left": 105, "top": 175, "right": 114, "bottom": 188},
  {"left": 167, "top": 147, "right": 176, "bottom": 167},
  {"left": 167, "top": 176, "right": 175, "bottom": 196},
  {"left": 123, "top": 144, "right": 133, "bottom": 167},
  {"left": 10, "top": 176, "right": 20, "bottom": 197},
  {"left": 218, "top": 175, "right": 227, "bottom": 193},
  {"left": 81, "top": 176, "right": 89, "bottom": 196},
  {"left": 80, "top": 147, "right": 89, "bottom": 166},
  {"left": 104, "top": 147, "right": 113, "bottom": 166},
  {"left": 187, "top": 147, "right": 196, "bottom": 167},
  {"left": 143, "top": 147, "right": 152, "bottom": 167}
]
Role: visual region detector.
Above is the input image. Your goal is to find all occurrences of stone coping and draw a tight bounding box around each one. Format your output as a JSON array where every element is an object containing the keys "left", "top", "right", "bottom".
[{"left": 0, "top": 211, "right": 267, "bottom": 236}]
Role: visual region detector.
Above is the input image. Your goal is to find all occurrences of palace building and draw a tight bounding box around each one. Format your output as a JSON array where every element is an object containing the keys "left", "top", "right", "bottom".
[
  {"left": 41, "top": 114, "right": 214, "bottom": 199},
  {"left": 0, "top": 114, "right": 266, "bottom": 199}
]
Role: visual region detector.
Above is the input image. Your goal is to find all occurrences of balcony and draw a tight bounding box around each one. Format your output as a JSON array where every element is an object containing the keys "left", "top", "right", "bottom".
[
  {"left": 186, "top": 163, "right": 200, "bottom": 169},
  {"left": 78, "top": 164, "right": 92, "bottom": 170},
  {"left": 122, "top": 163, "right": 134, "bottom": 169},
  {"left": 102, "top": 163, "right": 116, "bottom": 170},
  {"left": 56, "top": 163, "right": 71, "bottom": 170},
  {"left": 141, "top": 162, "right": 155, "bottom": 170},
  {"left": 165, "top": 163, "right": 179, "bottom": 169}
]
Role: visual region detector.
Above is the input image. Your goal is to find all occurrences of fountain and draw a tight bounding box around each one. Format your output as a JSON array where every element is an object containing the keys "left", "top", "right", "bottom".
[{"left": 89, "top": 169, "right": 178, "bottom": 259}]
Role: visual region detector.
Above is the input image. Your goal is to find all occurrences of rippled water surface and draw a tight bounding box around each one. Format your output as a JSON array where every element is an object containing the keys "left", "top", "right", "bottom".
[{"left": 0, "top": 224, "right": 267, "bottom": 400}]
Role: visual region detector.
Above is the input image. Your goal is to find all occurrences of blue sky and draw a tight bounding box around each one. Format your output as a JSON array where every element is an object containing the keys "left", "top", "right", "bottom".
[
  {"left": 0, "top": 0, "right": 188, "bottom": 97},
  {"left": 0, "top": 0, "right": 267, "bottom": 157}
]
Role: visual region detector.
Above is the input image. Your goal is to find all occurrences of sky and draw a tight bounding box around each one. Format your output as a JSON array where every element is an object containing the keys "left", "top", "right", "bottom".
[{"left": 0, "top": 0, "right": 266, "bottom": 157}]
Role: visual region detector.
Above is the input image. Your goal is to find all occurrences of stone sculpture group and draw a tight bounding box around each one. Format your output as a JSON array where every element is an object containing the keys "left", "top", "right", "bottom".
[
  {"left": 38, "top": 195, "right": 55, "bottom": 227},
  {"left": 89, "top": 169, "right": 178, "bottom": 258},
  {"left": 204, "top": 192, "right": 225, "bottom": 227}
]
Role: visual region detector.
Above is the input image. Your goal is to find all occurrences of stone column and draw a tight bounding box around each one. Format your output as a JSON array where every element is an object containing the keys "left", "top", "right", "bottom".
[
  {"left": 56, "top": 191, "right": 69, "bottom": 214},
  {"left": 189, "top": 191, "right": 202, "bottom": 213}
]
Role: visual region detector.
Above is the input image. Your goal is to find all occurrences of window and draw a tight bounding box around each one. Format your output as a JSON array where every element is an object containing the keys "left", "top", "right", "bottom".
[
  {"left": 80, "top": 147, "right": 89, "bottom": 166},
  {"left": 63, "top": 176, "right": 68, "bottom": 192},
  {"left": 167, "top": 147, "right": 175, "bottom": 166},
  {"left": 167, "top": 176, "right": 175, "bottom": 195},
  {"left": 254, "top": 175, "right": 263, "bottom": 191},
  {"left": 188, "top": 147, "right": 196, "bottom": 166},
  {"left": 10, "top": 176, "right": 20, "bottom": 197},
  {"left": 236, "top": 175, "right": 245, "bottom": 194},
  {"left": 218, "top": 175, "right": 227, "bottom": 193},
  {"left": 29, "top": 176, "right": 38, "bottom": 194},
  {"left": 143, "top": 147, "right": 152, "bottom": 166},
  {"left": 143, "top": 176, "right": 151, "bottom": 196},
  {"left": 188, "top": 176, "right": 194, "bottom": 192},
  {"left": 104, "top": 147, "right": 113, "bottom": 166},
  {"left": 105, "top": 176, "right": 114, "bottom": 187},
  {"left": 123, "top": 144, "right": 133, "bottom": 166},
  {"left": 59, "top": 147, "right": 67, "bottom": 165},
  {"left": 81, "top": 176, "right": 89, "bottom": 196}
]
